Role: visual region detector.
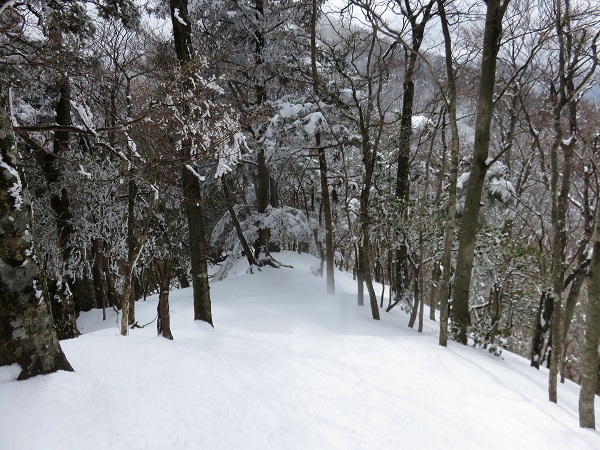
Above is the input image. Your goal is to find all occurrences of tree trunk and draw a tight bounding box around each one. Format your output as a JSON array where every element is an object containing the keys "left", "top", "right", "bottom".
[
  {"left": 182, "top": 168, "right": 213, "bottom": 326},
  {"left": 408, "top": 277, "right": 419, "bottom": 329},
  {"left": 451, "top": 0, "right": 509, "bottom": 345},
  {"left": 169, "top": 0, "right": 213, "bottom": 327},
  {"left": 254, "top": 145, "right": 271, "bottom": 258},
  {"left": 394, "top": 1, "right": 435, "bottom": 305},
  {"left": 48, "top": 278, "right": 80, "bottom": 340},
  {"left": 102, "top": 252, "right": 120, "bottom": 309},
  {"left": 579, "top": 203, "right": 600, "bottom": 428},
  {"left": 0, "top": 83, "right": 73, "bottom": 379},
  {"left": 561, "top": 269, "right": 585, "bottom": 381},
  {"left": 360, "top": 167, "right": 379, "bottom": 320},
  {"left": 429, "top": 261, "right": 441, "bottom": 321},
  {"left": 549, "top": 71, "right": 576, "bottom": 405},
  {"left": 120, "top": 191, "right": 158, "bottom": 335},
  {"left": 437, "top": 0, "right": 461, "bottom": 347},
  {"left": 530, "top": 291, "right": 553, "bottom": 369},
  {"left": 92, "top": 238, "right": 107, "bottom": 310},
  {"left": 564, "top": 161, "right": 596, "bottom": 349},
  {"left": 18, "top": 53, "right": 82, "bottom": 335},
  {"left": 252, "top": 0, "right": 272, "bottom": 260},
  {"left": 222, "top": 177, "right": 259, "bottom": 268},
  {"left": 357, "top": 244, "right": 364, "bottom": 306},
  {"left": 317, "top": 138, "right": 335, "bottom": 294},
  {"left": 31, "top": 67, "right": 94, "bottom": 316},
  {"left": 51, "top": 72, "right": 94, "bottom": 314},
  {"left": 126, "top": 172, "right": 137, "bottom": 326},
  {"left": 418, "top": 269, "right": 425, "bottom": 333},
  {"left": 156, "top": 258, "right": 174, "bottom": 340}
]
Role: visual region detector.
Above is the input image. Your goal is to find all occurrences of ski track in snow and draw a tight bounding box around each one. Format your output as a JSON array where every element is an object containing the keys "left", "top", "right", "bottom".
[{"left": 1, "top": 251, "right": 599, "bottom": 449}]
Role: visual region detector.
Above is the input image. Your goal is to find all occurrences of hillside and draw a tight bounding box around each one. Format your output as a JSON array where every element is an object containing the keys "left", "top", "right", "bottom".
[{"left": 1, "top": 251, "right": 599, "bottom": 449}]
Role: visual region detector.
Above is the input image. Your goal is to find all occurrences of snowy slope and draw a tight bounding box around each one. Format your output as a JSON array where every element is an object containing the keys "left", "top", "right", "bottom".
[{"left": 1, "top": 251, "right": 599, "bottom": 449}]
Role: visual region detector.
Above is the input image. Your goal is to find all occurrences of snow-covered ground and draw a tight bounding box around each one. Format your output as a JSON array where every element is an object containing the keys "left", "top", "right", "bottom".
[{"left": 1, "top": 251, "right": 599, "bottom": 449}]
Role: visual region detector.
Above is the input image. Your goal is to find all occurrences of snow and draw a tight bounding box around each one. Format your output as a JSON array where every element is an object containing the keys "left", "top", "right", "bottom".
[
  {"left": 32, "top": 279, "right": 43, "bottom": 305},
  {"left": 0, "top": 364, "right": 20, "bottom": 383},
  {"left": 0, "top": 1, "right": 18, "bottom": 17},
  {"left": 215, "top": 131, "right": 246, "bottom": 179},
  {"left": 487, "top": 160, "right": 508, "bottom": 178},
  {"left": 77, "top": 164, "right": 92, "bottom": 179},
  {"left": 411, "top": 115, "right": 433, "bottom": 131},
  {"left": 489, "top": 178, "right": 516, "bottom": 203},
  {"left": 339, "top": 89, "right": 366, "bottom": 105},
  {"left": 0, "top": 153, "right": 24, "bottom": 211},
  {"left": 184, "top": 164, "right": 206, "bottom": 182},
  {"left": 71, "top": 101, "right": 96, "bottom": 135},
  {"left": 457, "top": 171, "right": 470, "bottom": 190},
  {"left": 302, "top": 111, "right": 326, "bottom": 135},
  {"left": 562, "top": 136, "right": 575, "bottom": 146},
  {"left": 1, "top": 251, "right": 599, "bottom": 449},
  {"left": 277, "top": 100, "right": 306, "bottom": 119},
  {"left": 173, "top": 8, "right": 187, "bottom": 26}
]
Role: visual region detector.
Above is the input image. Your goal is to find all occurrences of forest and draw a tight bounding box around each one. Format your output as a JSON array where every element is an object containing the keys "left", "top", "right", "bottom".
[{"left": 1, "top": 0, "right": 600, "bottom": 433}]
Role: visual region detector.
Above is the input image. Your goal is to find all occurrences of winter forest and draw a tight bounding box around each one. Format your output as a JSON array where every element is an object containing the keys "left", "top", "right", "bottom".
[{"left": 2, "top": 0, "right": 600, "bottom": 443}]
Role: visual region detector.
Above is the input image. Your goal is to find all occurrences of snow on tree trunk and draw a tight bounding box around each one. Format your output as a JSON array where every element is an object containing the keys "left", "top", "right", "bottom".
[{"left": 0, "top": 83, "right": 73, "bottom": 380}]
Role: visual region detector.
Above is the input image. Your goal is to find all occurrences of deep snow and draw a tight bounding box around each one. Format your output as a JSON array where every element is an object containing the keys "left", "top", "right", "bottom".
[{"left": 1, "top": 251, "right": 599, "bottom": 449}]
